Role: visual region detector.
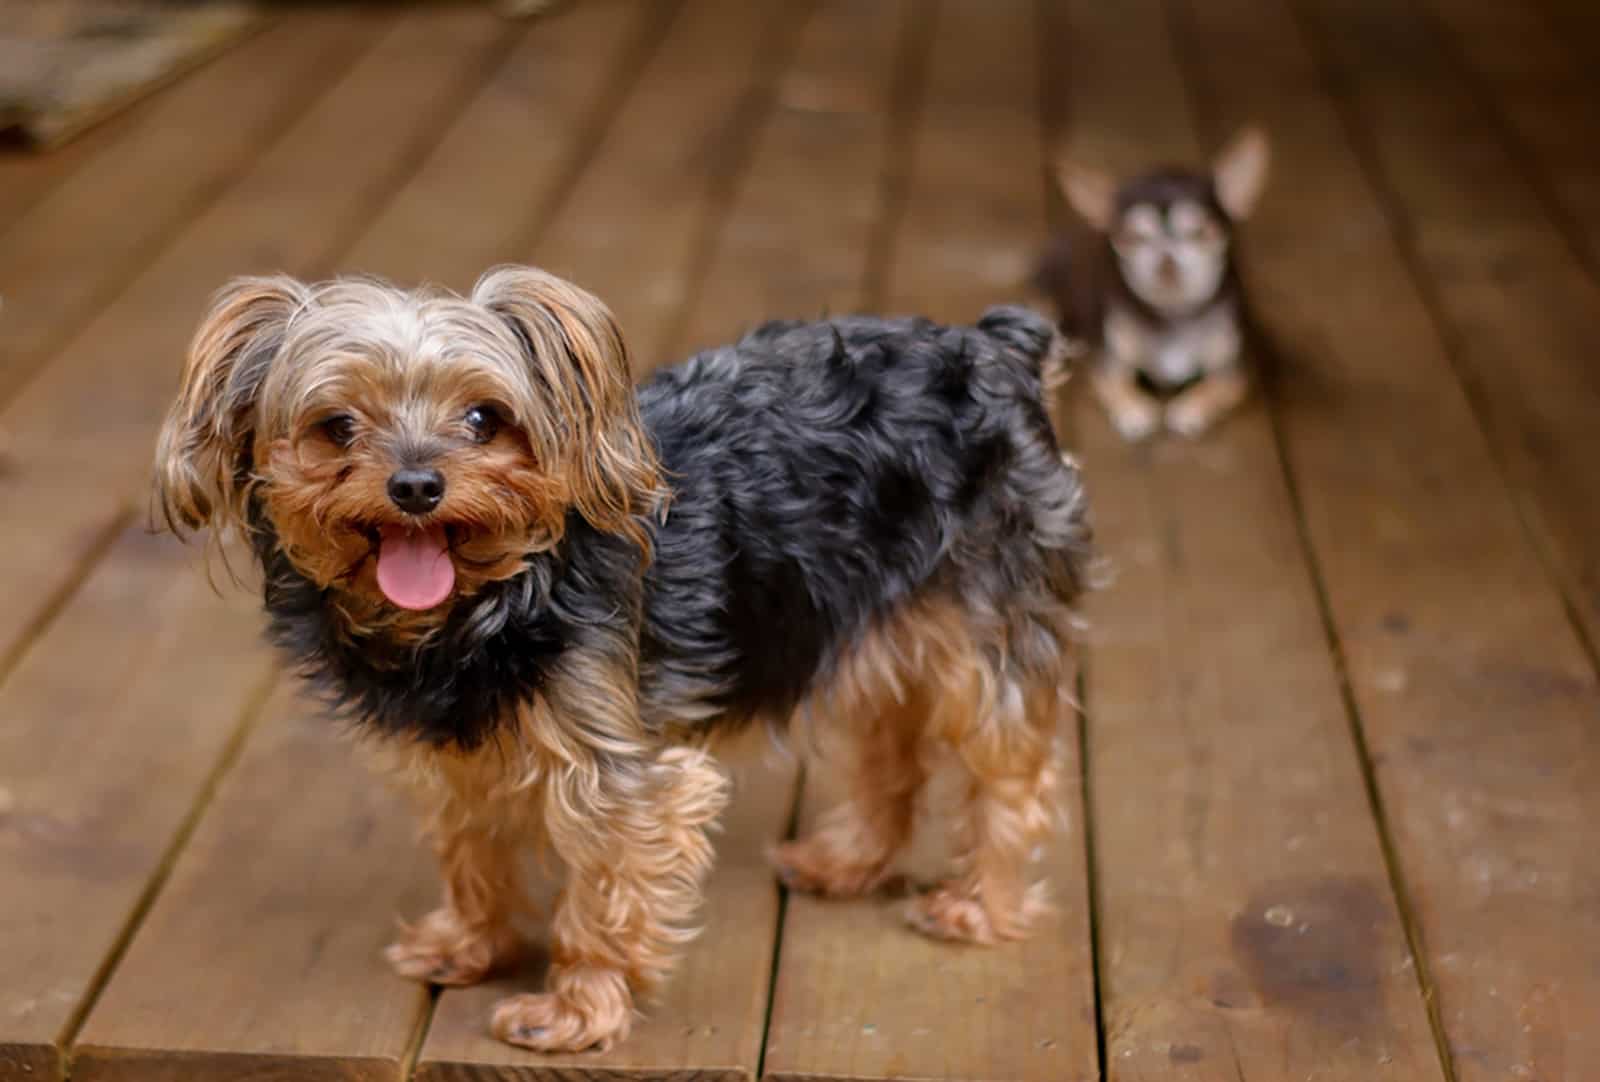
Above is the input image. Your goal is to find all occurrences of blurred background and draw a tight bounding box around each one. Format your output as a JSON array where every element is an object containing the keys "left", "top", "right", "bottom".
[{"left": 1, "top": 1, "right": 1597, "bottom": 1080}]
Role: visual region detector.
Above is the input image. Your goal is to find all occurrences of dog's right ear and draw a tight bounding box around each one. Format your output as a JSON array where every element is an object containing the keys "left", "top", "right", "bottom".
[
  {"left": 1212, "top": 126, "right": 1270, "bottom": 221},
  {"left": 153, "top": 275, "right": 309, "bottom": 536},
  {"left": 1055, "top": 158, "right": 1119, "bottom": 232}
]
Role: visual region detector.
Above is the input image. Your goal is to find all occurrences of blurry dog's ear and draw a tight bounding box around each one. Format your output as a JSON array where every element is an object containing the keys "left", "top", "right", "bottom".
[
  {"left": 1055, "top": 158, "right": 1118, "bottom": 232},
  {"left": 154, "top": 276, "right": 309, "bottom": 535},
  {"left": 472, "top": 265, "right": 665, "bottom": 553},
  {"left": 1213, "top": 127, "right": 1270, "bottom": 221},
  {"left": 979, "top": 304, "right": 1073, "bottom": 440}
]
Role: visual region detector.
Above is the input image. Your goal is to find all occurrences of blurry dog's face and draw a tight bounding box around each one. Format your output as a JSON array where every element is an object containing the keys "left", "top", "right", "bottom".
[
  {"left": 1109, "top": 192, "right": 1229, "bottom": 312},
  {"left": 154, "top": 267, "right": 662, "bottom": 619},
  {"left": 1057, "top": 128, "right": 1269, "bottom": 314}
]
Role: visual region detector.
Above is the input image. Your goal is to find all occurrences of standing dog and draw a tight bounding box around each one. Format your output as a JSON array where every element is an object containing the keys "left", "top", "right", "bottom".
[
  {"left": 1035, "top": 128, "right": 1270, "bottom": 440},
  {"left": 153, "top": 266, "right": 1093, "bottom": 1053}
]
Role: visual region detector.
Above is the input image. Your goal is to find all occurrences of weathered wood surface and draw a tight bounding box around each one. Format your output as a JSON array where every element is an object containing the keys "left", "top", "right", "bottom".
[
  {"left": 1178, "top": 0, "right": 1600, "bottom": 1076},
  {"left": 72, "top": 681, "right": 438, "bottom": 1082},
  {"left": 0, "top": 14, "right": 367, "bottom": 406},
  {"left": 0, "top": 529, "right": 271, "bottom": 1077},
  {"left": 1056, "top": 0, "right": 1448, "bottom": 1076},
  {"left": 0, "top": 0, "right": 1594, "bottom": 1077}
]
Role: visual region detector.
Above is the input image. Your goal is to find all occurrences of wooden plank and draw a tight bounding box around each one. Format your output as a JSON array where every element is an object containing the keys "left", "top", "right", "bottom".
[
  {"left": 0, "top": 14, "right": 371, "bottom": 406},
  {"left": 0, "top": 528, "right": 272, "bottom": 1076},
  {"left": 0, "top": 0, "right": 261, "bottom": 148},
  {"left": 416, "top": 2, "right": 835, "bottom": 1077},
  {"left": 72, "top": 681, "right": 438, "bottom": 1082},
  {"left": 62, "top": 6, "right": 656, "bottom": 1078},
  {"left": 526, "top": 0, "right": 810, "bottom": 372},
  {"left": 876, "top": 0, "right": 1041, "bottom": 321},
  {"left": 341, "top": 0, "right": 672, "bottom": 291},
  {"left": 1048, "top": 0, "right": 1448, "bottom": 1077},
  {"left": 670, "top": 0, "right": 909, "bottom": 354},
  {"left": 1404, "top": 0, "right": 1600, "bottom": 650},
  {"left": 0, "top": 6, "right": 513, "bottom": 677},
  {"left": 1537, "top": 0, "right": 1600, "bottom": 91},
  {"left": 761, "top": 4, "right": 1097, "bottom": 1080},
  {"left": 0, "top": 122, "right": 108, "bottom": 239},
  {"left": 1171, "top": 0, "right": 1600, "bottom": 1078},
  {"left": 1420, "top": 0, "right": 1600, "bottom": 264}
]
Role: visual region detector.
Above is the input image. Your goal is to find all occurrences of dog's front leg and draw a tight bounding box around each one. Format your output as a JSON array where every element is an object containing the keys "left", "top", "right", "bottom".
[
  {"left": 492, "top": 744, "right": 728, "bottom": 1053},
  {"left": 386, "top": 783, "right": 531, "bottom": 987}
]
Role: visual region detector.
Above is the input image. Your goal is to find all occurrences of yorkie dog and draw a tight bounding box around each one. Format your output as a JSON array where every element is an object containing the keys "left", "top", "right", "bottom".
[
  {"left": 153, "top": 266, "right": 1094, "bottom": 1053},
  {"left": 1035, "top": 128, "right": 1270, "bottom": 440}
]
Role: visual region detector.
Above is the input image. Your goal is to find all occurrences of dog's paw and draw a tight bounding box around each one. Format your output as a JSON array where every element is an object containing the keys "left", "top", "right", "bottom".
[
  {"left": 385, "top": 908, "right": 524, "bottom": 987},
  {"left": 905, "top": 888, "right": 999, "bottom": 944},
  {"left": 1164, "top": 394, "right": 1218, "bottom": 438},
  {"left": 1109, "top": 398, "right": 1161, "bottom": 442},
  {"left": 492, "top": 990, "right": 629, "bottom": 1053},
  {"left": 770, "top": 838, "right": 892, "bottom": 898},
  {"left": 905, "top": 883, "right": 1048, "bottom": 944}
]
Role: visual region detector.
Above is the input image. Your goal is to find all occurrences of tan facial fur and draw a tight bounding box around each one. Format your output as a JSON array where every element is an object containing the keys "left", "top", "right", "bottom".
[{"left": 153, "top": 267, "right": 664, "bottom": 632}]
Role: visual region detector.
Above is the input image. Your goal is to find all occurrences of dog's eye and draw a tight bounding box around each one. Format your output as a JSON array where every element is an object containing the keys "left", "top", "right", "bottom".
[
  {"left": 464, "top": 405, "right": 501, "bottom": 443},
  {"left": 320, "top": 414, "right": 356, "bottom": 448}
]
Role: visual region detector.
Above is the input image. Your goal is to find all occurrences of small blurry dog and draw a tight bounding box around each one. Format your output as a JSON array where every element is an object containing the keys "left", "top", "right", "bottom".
[
  {"left": 152, "top": 266, "right": 1093, "bottom": 1053},
  {"left": 1034, "top": 128, "right": 1270, "bottom": 440}
]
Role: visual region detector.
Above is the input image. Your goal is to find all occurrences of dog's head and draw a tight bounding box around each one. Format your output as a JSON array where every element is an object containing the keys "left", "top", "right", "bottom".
[
  {"left": 1056, "top": 127, "right": 1270, "bottom": 314},
  {"left": 153, "top": 265, "right": 663, "bottom": 616}
]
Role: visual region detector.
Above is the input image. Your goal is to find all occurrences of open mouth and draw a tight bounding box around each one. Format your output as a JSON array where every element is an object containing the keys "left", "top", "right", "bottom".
[{"left": 373, "top": 524, "right": 456, "bottom": 611}]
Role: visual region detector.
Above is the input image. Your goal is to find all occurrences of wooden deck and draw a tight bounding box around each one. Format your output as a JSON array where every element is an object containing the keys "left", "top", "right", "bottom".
[{"left": 2, "top": 0, "right": 1598, "bottom": 1078}]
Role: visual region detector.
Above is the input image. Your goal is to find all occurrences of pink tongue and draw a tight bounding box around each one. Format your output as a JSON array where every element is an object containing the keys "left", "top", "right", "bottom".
[{"left": 376, "top": 526, "right": 456, "bottom": 610}]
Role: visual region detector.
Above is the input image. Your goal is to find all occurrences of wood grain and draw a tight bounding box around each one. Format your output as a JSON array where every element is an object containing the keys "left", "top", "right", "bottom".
[
  {"left": 1537, "top": 0, "right": 1600, "bottom": 90},
  {"left": 0, "top": 111, "right": 121, "bottom": 245},
  {"left": 669, "top": 0, "right": 909, "bottom": 355},
  {"left": 1174, "top": 0, "right": 1600, "bottom": 1077},
  {"left": 0, "top": 13, "right": 371, "bottom": 406},
  {"left": 1052, "top": 0, "right": 1448, "bottom": 1077},
  {"left": 525, "top": 0, "right": 808, "bottom": 372},
  {"left": 72, "top": 681, "right": 438, "bottom": 1082},
  {"left": 0, "top": 5, "right": 513, "bottom": 674},
  {"left": 1389, "top": 0, "right": 1600, "bottom": 652},
  {"left": 1419, "top": 0, "right": 1600, "bottom": 264},
  {"left": 341, "top": 0, "right": 666, "bottom": 292},
  {"left": 877, "top": 0, "right": 1043, "bottom": 322},
  {"left": 762, "top": 4, "right": 1098, "bottom": 1079},
  {"left": 0, "top": 528, "right": 271, "bottom": 1075}
]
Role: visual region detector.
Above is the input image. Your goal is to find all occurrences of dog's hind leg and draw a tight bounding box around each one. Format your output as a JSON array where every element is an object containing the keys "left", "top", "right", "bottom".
[
  {"left": 907, "top": 631, "right": 1071, "bottom": 944},
  {"left": 771, "top": 690, "right": 927, "bottom": 898}
]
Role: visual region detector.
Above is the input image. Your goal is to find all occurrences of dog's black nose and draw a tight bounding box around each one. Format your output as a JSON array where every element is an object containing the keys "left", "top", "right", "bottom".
[{"left": 388, "top": 468, "right": 445, "bottom": 515}]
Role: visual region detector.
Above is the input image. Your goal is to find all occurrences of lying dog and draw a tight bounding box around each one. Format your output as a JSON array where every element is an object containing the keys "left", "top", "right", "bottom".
[{"left": 1035, "top": 128, "right": 1270, "bottom": 439}]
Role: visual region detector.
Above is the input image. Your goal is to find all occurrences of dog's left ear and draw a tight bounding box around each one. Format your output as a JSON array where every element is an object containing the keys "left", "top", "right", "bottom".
[
  {"left": 1213, "top": 127, "right": 1270, "bottom": 221},
  {"left": 473, "top": 265, "right": 665, "bottom": 553}
]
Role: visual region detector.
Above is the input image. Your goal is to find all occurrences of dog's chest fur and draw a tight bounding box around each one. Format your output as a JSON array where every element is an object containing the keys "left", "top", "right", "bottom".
[{"left": 1104, "top": 298, "right": 1240, "bottom": 389}]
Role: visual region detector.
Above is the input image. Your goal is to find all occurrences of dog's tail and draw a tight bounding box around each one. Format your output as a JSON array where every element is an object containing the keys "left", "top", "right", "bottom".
[
  {"left": 976, "top": 304, "right": 1073, "bottom": 441},
  {"left": 970, "top": 305, "right": 1099, "bottom": 602}
]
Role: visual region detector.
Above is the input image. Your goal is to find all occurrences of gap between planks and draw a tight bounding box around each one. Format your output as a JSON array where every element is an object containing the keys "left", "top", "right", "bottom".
[{"left": 1159, "top": 0, "right": 1457, "bottom": 1075}]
